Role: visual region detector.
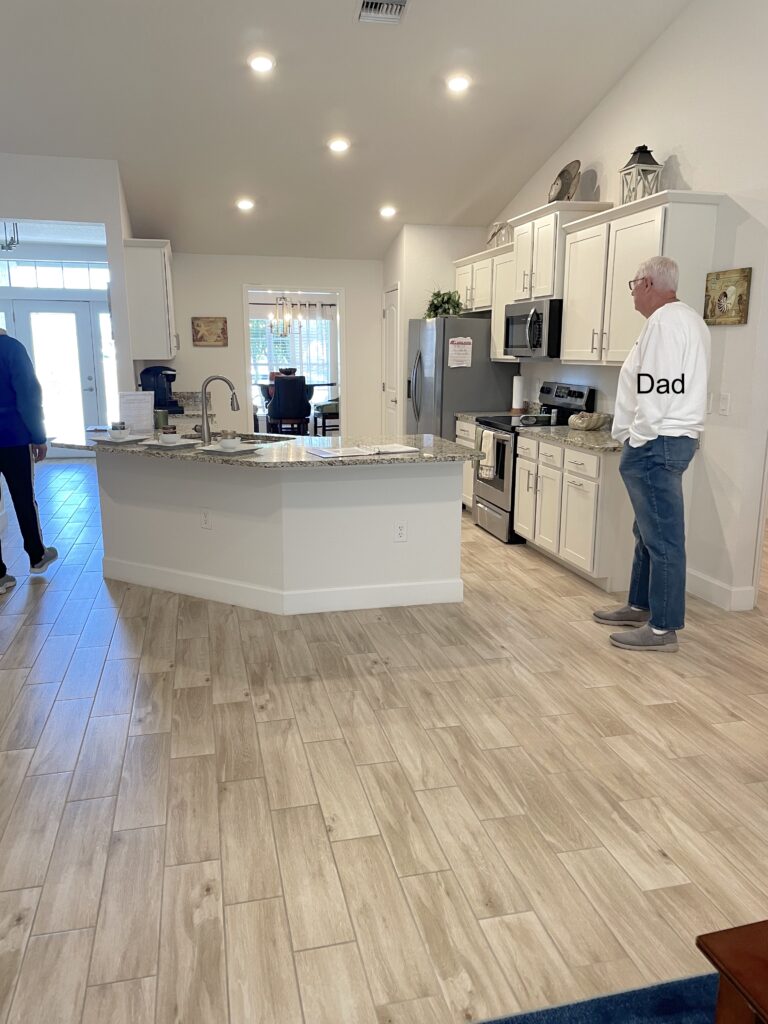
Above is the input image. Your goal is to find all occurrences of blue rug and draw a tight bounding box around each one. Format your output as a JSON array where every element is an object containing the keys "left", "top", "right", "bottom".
[{"left": 487, "top": 974, "right": 718, "bottom": 1024}]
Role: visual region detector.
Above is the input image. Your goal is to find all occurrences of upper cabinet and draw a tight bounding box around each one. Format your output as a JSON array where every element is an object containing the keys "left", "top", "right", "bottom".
[
  {"left": 454, "top": 202, "right": 611, "bottom": 362},
  {"left": 560, "top": 191, "right": 721, "bottom": 365},
  {"left": 124, "top": 239, "right": 179, "bottom": 361},
  {"left": 455, "top": 257, "right": 493, "bottom": 310}
]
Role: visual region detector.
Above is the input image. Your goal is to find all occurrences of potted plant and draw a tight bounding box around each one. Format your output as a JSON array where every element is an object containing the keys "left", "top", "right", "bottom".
[{"left": 424, "top": 289, "right": 463, "bottom": 318}]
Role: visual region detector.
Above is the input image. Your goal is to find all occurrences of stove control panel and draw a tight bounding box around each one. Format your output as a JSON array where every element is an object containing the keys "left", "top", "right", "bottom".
[{"left": 538, "top": 381, "right": 595, "bottom": 412}]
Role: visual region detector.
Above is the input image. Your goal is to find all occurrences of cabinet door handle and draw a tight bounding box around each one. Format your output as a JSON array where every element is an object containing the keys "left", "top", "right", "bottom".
[
  {"left": 590, "top": 329, "right": 598, "bottom": 353},
  {"left": 570, "top": 460, "right": 585, "bottom": 466},
  {"left": 567, "top": 479, "right": 584, "bottom": 488},
  {"left": 522, "top": 270, "right": 528, "bottom": 291},
  {"left": 542, "top": 452, "right": 554, "bottom": 459}
]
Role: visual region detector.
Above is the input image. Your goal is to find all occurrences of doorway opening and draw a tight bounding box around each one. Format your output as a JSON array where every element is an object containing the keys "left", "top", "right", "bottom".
[
  {"left": 0, "top": 219, "right": 117, "bottom": 457},
  {"left": 245, "top": 288, "right": 341, "bottom": 436}
]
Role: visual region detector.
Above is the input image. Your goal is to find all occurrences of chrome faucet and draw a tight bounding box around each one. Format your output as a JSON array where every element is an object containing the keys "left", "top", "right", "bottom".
[{"left": 200, "top": 375, "right": 240, "bottom": 444}]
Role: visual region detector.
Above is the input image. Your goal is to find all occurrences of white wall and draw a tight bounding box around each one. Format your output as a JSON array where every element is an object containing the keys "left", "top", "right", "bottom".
[
  {"left": 384, "top": 224, "right": 487, "bottom": 430},
  {"left": 168, "top": 253, "right": 383, "bottom": 434},
  {"left": 491, "top": 0, "right": 768, "bottom": 606},
  {"left": 0, "top": 153, "right": 133, "bottom": 393}
]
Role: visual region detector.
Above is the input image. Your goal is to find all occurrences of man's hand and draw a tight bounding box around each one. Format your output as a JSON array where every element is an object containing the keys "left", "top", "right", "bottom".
[{"left": 31, "top": 443, "right": 48, "bottom": 463}]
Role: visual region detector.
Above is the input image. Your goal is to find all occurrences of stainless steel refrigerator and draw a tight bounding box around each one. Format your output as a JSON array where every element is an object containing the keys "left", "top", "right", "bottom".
[{"left": 406, "top": 317, "right": 518, "bottom": 438}]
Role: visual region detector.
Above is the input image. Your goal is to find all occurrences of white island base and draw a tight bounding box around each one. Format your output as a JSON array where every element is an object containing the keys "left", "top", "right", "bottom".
[{"left": 97, "top": 451, "right": 464, "bottom": 614}]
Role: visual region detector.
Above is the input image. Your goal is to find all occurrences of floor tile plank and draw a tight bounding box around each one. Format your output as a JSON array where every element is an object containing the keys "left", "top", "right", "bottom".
[{"left": 219, "top": 777, "right": 281, "bottom": 903}]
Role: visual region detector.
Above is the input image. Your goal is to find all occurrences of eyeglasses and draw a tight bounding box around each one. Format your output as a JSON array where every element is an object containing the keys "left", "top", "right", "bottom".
[{"left": 628, "top": 277, "right": 646, "bottom": 293}]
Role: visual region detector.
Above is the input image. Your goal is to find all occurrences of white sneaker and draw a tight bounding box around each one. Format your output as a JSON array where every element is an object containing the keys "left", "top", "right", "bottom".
[
  {"left": 0, "top": 574, "right": 17, "bottom": 595},
  {"left": 30, "top": 547, "right": 58, "bottom": 574}
]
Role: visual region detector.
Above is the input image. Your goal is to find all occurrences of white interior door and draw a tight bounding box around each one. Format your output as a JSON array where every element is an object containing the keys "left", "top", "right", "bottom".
[
  {"left": 382, "top": 286, "right": 400, "bottom": 435},
  {"left": 12, "top": 299, "right": 102, "bottom": 457}
]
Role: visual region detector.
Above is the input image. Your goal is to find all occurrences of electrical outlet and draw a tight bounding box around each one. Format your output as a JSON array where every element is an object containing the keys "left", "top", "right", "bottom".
[
  {"left": 393, "top": 521, "right": 407, "bottom": 543},
  {"left": 200, "top": 509, "right": 212, "bottom": 530},
  {"left": 718, "top": 393, "right": 731, "bottom": 416}
]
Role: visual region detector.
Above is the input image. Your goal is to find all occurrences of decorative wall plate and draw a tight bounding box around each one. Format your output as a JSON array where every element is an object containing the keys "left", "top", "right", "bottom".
[{"left": 548, "top": 160, "right": 581, "bottom": 202}]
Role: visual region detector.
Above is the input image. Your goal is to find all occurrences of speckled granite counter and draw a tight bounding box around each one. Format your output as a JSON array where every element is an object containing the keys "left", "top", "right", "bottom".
[
  {"left": 52, "top": 432, "right": 479, "bottom": 468},
  {"left": 516, "top": 426, "right": 621, "bottom": 452}
]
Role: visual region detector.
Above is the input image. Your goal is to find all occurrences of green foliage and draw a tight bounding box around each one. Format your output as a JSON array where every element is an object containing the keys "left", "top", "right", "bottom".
[{"left": 424, "top": 289, "right": 463, "bottom": 318}]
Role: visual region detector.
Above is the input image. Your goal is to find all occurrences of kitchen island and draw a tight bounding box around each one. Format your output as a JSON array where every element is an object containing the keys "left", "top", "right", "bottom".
[{"left": 52, "top": 432, "right": 478, "bottom": 614}]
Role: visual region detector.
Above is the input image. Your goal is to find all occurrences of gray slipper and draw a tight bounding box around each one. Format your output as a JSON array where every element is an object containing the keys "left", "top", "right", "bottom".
[
  {"left": 593, "top": 604, "right": 650, "bottom": 627},
  {"left": 30, "top": 547, "right": 58, "bottom": 574},
  {"left": 0, "top": 574, "right": 17, "bottom": 595},
  {"left": 609, "top": 623, "right": 679, "bottom": 653}
]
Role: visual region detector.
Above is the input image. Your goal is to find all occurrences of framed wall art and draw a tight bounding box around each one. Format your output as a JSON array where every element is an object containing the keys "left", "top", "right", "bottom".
[
  {"left": 191, "top": 316, "right": 229, "bottom": 347},
  {"left": 703, "top": 268, "right": 751, "bottom": 326}
]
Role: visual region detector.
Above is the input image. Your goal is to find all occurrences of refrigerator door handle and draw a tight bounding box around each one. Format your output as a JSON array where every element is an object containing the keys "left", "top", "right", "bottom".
[
  {"left": 410, "top": 349, "right": 422, "bottom": 422},
  {"left": 413, "top": 349, "right": 423, "bottom": 421}
]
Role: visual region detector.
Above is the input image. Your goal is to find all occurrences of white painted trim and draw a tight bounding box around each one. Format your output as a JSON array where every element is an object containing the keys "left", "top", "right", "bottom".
[
  {"left": 103, "top": 556, "right": 462, "bottom": 614},
  {"left": 241, "top": 282, "right": 346, "bottom": 432},
  {"left": 686, "top": 568, "right": 756, "bottom": 612},
  {"left": 562, "top": 190, "right": 724, "bottom": 233}
]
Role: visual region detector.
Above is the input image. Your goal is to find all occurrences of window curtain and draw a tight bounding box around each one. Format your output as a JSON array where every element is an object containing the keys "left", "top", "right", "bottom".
[{"left": 249, "top": 302, "right": 338, "bottom": 407}]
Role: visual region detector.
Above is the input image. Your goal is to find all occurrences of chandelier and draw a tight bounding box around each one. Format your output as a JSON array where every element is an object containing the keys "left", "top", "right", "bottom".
[{"left": 267, "top": 296, "right": 309, "bottom": 337}]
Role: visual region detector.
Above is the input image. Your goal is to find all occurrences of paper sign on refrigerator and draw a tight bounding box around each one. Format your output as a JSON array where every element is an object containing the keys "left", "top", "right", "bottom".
[{"left": 448, "top": 336, "right": 473, "bottom": 367}]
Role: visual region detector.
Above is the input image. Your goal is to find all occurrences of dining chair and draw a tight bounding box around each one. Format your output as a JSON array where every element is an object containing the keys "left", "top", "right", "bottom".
[{"left": 266, "top": 375, "right": 312, "bottom": 434}]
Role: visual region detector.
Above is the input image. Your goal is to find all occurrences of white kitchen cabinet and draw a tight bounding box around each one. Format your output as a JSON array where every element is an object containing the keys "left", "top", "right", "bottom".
[
  {"left": 513, "top": 222, "right": 534, "bottom": 300},
  {"left": 560, "top": 224, "right": 609, "bottom": 362},
  {"left": 559, "top": 474, "right": 599, "bottom": 572},
  {"left": 124, "top": 239, "right": 178, "bottom": 361},
  {"left": 602, "top": 206, "right": 665, "bottom": 363},
  {"left": 531, "top": 214, "right": 556, "bottom": 297},
  {"left": 534, "top": 463, "right": 562, "bottom": 553},
  {"left": 491, "top": 250, "right": 517, "bottom": 359},
  {"left": 513, "top": 458, "right": 536, "bottom": 540},
  {"left": 455, "top": 419, "right": 477, "bottom": 508},
  {"left": 455, "top": 265, "right": 472, "bottom": 309},
  {"left": 455, "top": 258, "right": 493, "bottom": 311},
  {"left": 472, "top": 258, "right": 493, "bottom": 308},
  {"left": 561, "top": 192, "right": 721, "bottom": 366},
  {"left": 516, "top": 433, "right": 635, "bottom": 591}
]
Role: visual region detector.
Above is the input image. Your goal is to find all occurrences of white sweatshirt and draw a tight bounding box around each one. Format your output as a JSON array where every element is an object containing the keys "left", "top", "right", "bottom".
[{"left": 612, "top": 301, "right": 711, "bottom": 448}]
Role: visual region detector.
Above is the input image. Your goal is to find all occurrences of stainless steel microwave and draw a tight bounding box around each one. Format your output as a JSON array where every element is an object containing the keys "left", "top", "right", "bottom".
[{"left": 503, "top": 299, "right": 563, "bottom": 359}]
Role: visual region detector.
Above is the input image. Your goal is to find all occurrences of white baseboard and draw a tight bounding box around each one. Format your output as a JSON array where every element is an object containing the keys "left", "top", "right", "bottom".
[
  {"left": 102, "top": 557, "right": 463, "bottom": 614},
  {"left": 687, "top": 568, "right": 756, "bottom": 611}
]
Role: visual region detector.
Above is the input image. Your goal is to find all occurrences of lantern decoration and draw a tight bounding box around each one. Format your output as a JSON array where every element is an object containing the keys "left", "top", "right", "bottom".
[{"left": 619, "top": 145, "right": 663, "bottom": 205}]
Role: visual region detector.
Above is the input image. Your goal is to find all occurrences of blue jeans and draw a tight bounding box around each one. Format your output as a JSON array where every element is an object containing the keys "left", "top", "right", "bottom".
[{"left": 619, "top": 436, "right": 697, "bottom": 631}]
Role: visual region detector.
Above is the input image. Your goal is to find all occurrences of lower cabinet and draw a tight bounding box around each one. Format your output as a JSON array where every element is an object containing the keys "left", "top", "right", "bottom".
[
  {"left": 513, "top": 458, "right": 536, "bottom": 539},
  {"left": 533, "top": 464, "right": 562, "bottom": 553},
  {"left": 559, "top": 474, "right": 598, "bottom": 571},
  {"left": 513, "top": 437, "right": 634, "bottom": 592},
  {"left": 461, "top": 459, "right": 474, "bottom": 507}
]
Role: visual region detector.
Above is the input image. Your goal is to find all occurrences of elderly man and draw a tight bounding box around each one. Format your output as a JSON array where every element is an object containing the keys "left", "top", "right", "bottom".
[
  {"left": 593, "top": 256, "right": 710, "bottom": 652},
  {"left": 0, "top": 328, "right": 58, "bottom": 594}
]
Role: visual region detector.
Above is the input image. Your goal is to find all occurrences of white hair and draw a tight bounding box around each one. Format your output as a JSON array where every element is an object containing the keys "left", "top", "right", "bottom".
[{"left": 636, "top": 256, "right": 679, "bottom": 292}]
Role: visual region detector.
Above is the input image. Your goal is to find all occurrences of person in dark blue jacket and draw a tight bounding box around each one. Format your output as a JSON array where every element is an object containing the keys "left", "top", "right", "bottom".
[{"left": 0, "top": 328, "right": 58, "bottom": 594}]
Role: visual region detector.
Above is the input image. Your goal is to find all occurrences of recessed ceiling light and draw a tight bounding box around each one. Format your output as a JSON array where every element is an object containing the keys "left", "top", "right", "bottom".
[
  {"left": 328, "top": 137, "right": 350, "bottom": 153},
  {"left": 447, "top": 74, "right": 471, "bottom": 93},
  {"left": 248, "top": 53, "right": 275, "bottom": 74},
  {"left": 380, "top": 206, "right": 397, "bottom": 218},
  {"left": 236, "top": 198, "right": 255, "bottom": 211}
]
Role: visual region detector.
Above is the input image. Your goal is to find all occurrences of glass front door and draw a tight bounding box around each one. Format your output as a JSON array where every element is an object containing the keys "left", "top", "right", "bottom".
[{"left": 11, "top": 299, "right": 113, "bottom": 457}]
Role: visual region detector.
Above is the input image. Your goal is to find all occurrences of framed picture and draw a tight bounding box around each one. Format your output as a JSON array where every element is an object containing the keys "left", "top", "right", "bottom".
[
  {"left": 703, "top": 268, "right": 751, "bottom": 326},
  {"left": 191, "top": 316, "right": 228, "bottom": 347}
]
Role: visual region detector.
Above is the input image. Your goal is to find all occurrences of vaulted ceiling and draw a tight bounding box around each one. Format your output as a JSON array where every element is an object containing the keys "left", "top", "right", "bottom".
[{"left": 0, "top": 0, "right": 690, "bottom": 258}]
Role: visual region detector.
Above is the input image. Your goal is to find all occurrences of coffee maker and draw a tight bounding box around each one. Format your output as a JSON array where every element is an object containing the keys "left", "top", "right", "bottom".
[{"left": 139, "top": 365, "right": 184, "bottom": 414}]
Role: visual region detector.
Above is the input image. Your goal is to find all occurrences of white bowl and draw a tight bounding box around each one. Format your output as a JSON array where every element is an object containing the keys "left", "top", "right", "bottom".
[
  {"left": 159, "top": 433, "right": 178, "bottom": 445},
  {"left": 108, "top": 429, "right": 129, "bottom": 441},
  {"left": 218, "top": 436, "right": 241, "bottom": 450}
]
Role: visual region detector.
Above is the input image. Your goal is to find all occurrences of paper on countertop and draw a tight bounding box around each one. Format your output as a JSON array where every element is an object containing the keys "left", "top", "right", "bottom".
[
  {"left": 118, "top": 392, "right": 155, "bottom": 433},
  {"left": 448, "top": 336, "right": 472, "bottom": 368},
  {"left": 308, "top": 444, "right": 420, "bottom": 459}
]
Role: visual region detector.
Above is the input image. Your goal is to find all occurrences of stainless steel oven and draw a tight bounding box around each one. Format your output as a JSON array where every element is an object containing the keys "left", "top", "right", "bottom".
[
  {"left": 473, "top": 426, "right": 516, "bottom": 543},
  {"left": 504, "top": 299, "right": 562, "bottom": 359}
]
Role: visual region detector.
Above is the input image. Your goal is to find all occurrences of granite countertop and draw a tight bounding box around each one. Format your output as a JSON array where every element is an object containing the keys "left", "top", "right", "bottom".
[
  {"left": 455, "top": 410, "right": 511, "bottom": 424},
  {"left": 516, "top": 425, "right": 622, "bottom": 452},
  {"left": 51, "top": 432, "right": 481, "bottom": 469}
]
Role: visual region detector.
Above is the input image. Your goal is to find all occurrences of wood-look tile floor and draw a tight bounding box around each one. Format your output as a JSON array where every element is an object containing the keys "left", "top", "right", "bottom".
[{"left": 1, "top": 460, "right": 767, "bottom": 1024}]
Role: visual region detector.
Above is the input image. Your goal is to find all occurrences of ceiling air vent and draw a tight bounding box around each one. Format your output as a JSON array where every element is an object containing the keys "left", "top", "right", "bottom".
[{"left": 358, "top": 0, "right": 408, "bottom": 24}]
